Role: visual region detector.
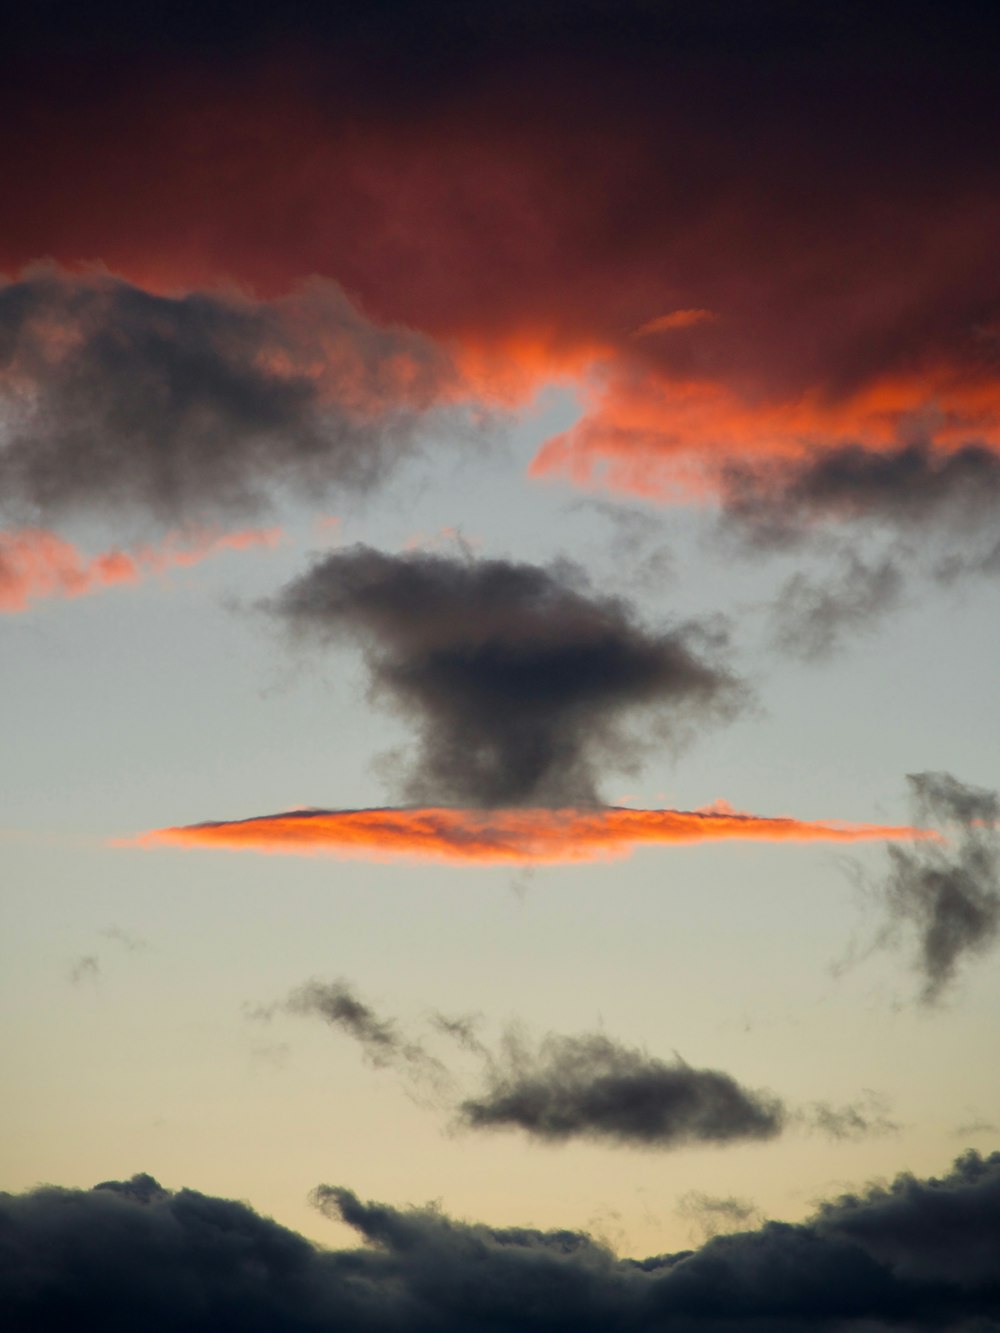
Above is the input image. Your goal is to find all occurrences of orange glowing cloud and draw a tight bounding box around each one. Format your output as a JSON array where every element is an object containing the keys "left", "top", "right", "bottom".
[
  {"left": 0, "top": 526, "right": 281, "bottom": 612},
  {"left": 529, "top": 368, "right": 1000, "bottom": 504},
  {"left": 121, "top": 804, "right": 928, "bottom": 866}
]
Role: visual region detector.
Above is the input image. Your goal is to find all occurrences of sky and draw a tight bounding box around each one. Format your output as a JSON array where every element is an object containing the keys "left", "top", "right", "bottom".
[{"left": 3, "top": 3, "right": 1000, "bottom": 1328}]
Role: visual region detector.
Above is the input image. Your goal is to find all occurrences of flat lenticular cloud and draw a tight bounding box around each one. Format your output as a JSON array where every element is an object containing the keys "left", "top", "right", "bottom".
[
  {"left": 266, "top": 546, "right": 743, "bottom": 806},
  {"left": 458, "top": 1030, "right": 786, "bottom": 1149},
  {"left": 0, "top": 525, "right": 280, "bottom": 612},
  {"left": 124, "top": 803, "right": 926, "bottom": 866},
  {"left": 0, "top": 268, "right": 461, "bottom": 527},
  {"left": 7, "top": 1150, "right": 1000, "bottom": 1330}
]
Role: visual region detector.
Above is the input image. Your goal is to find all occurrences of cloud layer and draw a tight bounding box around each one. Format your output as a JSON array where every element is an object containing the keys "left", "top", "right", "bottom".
[
  {"left": 125, "top": 803, "right": 925, "bottom": 866},
  {"left": 0, "top": 269, "right": 460, "bottom": 527},
  {"left": 5, "top": 1152, "right": 1000, "bottom": 1330}
]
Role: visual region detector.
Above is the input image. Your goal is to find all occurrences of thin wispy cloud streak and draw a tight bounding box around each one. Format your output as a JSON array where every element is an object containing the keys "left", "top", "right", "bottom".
[
  {"left": 123, "top": 803, "right": 927, "bottom": 866},
  {"left": 266, "top": 546, "right": 743, "bottom": 806},
  {"left": 252, "top": 979, "right": 450, "bottom": 1092},
  {"left": 0, "top": 525, "right": 280, "bottom": 611},
  {"left": 7, "top": 1152, "right": 1000, "bottom": 1330}
]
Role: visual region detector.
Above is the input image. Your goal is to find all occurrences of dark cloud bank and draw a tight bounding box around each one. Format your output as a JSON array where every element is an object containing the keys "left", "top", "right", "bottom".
[
  {"left": 5, "top": 1152, "right": 1000, "bottom": 1331},
  {"left": 0, "top": 268, "right": 458, "bottom": 527},
  {"left": 269, "top": 979, "right": 894, "bottom": 1151},
  {"left": 267, "top": 546, "right": 742, "bottom": 806}
]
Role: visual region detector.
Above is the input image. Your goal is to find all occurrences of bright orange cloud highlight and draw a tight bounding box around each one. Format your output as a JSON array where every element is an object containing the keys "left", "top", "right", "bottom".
[
  {"left": 0, "top": 526, "right": 281, "bottom": 612},
  {"left": 121, "top": 804, "right": 928, "bottom": 866},
  {"left": 529, "top": 368, "right": 1000, "bottom": 503}
]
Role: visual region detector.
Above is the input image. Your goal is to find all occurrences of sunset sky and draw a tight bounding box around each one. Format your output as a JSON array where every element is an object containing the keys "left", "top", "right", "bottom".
[{"left": 3, "top": 4, "right": 1000, "bottom": 1328}]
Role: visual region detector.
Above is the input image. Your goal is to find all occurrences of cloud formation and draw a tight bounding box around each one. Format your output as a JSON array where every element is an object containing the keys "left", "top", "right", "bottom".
[
  {"left": 0, "top": 269, "right": 460, "bottom": 528},
  {"left": 256, "top": 978, "right": 894, "bottom": 1153},
  {"left": 0, "top": 525, "right": 279, "bottom": 612},
  {"left": 722, "top": 443, "right": 1000, "bottom": 549},
  {"left": 876, "top": 772, "right": 1000, "bottom": 1003},
  {"left": 125, "top": 802, "right": 926, "bottom": 866},
  {"left": 458, "top": 1030, "right": 785, "bottom": 1149},
  {"left": 767, "top": 553, "right": 905, "bottom": 662},
  {"left": 253, "top": 978, "right": 448, "bottom": 1091},
  {"left": 267, "top": 545, "right": 743, "bottom": 806},
  {"left": 5, "top": 1152, "right": 1000, "bottom": 1330}
]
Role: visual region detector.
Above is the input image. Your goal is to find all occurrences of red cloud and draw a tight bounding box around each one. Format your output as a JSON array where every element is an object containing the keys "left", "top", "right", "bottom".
[
  {"left": 0, "top": 527, "right": 281, "bottom": 612},
  {"left": 120, "top": 804, "right": 928, "bottom": 866}
]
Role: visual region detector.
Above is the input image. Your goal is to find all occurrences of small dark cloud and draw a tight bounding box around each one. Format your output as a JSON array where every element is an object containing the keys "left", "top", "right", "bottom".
[
  {"left": 254, "top": 978, "right": 450, "bottom": 1091},
  {"left": 0, "top": 268, "right": 459, "bottom": 529},
  {"left": 768, "top": 551, "right": 905, "bottom": 661},
  {"left": 266, "top": 545, "right": 743, "bottom": 806},
  {"left": 722, "top": 442, "right": 1000, "bottom": 548},
  {"left": 876, "top": 772, "right": 1000, "bottom": 1003},
  {"left": 68, "top": 954, "right": 99, "bottom": 985},
  {"left": 263, "top": 978, "right": 896, "bottom": 1153},
  {"left": 7, "top": 1152, "right": 1000, "bottom": 1329},
  {"left": 457, "top": 1029, "right": 786, "bottom": 1149}
]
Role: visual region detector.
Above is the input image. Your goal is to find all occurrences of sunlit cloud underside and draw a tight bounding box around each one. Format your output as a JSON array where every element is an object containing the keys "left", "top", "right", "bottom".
[{"left": 121, "top": 805, "right": 928, "bottom": 866}]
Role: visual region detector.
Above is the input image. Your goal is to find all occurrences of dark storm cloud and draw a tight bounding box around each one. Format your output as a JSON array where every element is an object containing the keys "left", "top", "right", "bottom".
[
  {"left": 267, "top": 546, "right": 742, "bottom": 806},
  {"left": 876, "top": 772, "right": 1000, "bottom": 1004},
  {"left": 457, "top": 1030, "right": 785, "bottom": 1149},
  {"left": 768, "top": 552, "right": 905, "bottom": 661},
  {"left": 0, "top": 269, "right": 458, "bottom": 527},
  {"left": 723, "top": 443, "right": 1000, "bottom": 549},
  {"left": 5, "top": 1152, "right": 1000, "bottom": 1330}
]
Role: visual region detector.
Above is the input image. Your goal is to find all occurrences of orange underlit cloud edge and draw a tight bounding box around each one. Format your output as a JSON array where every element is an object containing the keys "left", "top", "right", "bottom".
[{"left": 117, "top": 805, "right": 932, "bottom": 866}]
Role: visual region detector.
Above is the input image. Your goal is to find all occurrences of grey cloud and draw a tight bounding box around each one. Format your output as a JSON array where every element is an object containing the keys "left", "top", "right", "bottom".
[
  {"left": 266, "top": 546, "right": 743, "bottom": 806},
  {"left": 68, "top": 954, "right": 99, "bottom": 985},
  {"left": 767, "top": 551, "right": 905, "bottom": 662},
  {"left": 0, "top": 268, "right": 459, "bottom": 527},
  {"left": 457, "top": 1030, "right": 786, "bottom": 1149},
  {"left": 6, "top": 1152, "right": 1000, "bottom": 1330},
  {"left": 722, "top": 441, "right": 1000, "bottom": 549},
  {"left": 269, "top": 979, "right": 895, "bottom": 1153},
  {"left": 256, "top": 978, "right": 449, "bottom": 1089},
  {"left": 807, "top": 1094, "right": 900, "bottom": 1142},
  {"left": 676, "top": 1191, "right": 761, "bottom": 1241},
  {"left": 877, "top": 772, "right": 1000, "bottom": 1003}
]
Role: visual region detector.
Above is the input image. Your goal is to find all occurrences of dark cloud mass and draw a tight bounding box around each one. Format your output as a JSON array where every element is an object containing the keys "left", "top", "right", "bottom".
[
  {"left": 268, "top": 546, "right": 741, "bottom": 806},
  {"left": 723, "top": 443, "right": 1000, "bottom": 548},
  {"left": 0, "top": 269, "right": 457, "bottom": 526},
  {"left": 458, "top": 1031, "right": 785, "bottom": 1148},
  {"left": 5, "top": 1152, "right": 1000, "bottom": 1330},
  {"left": 877, "top": 772, "right": 1000, "bottom": 1003}
]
